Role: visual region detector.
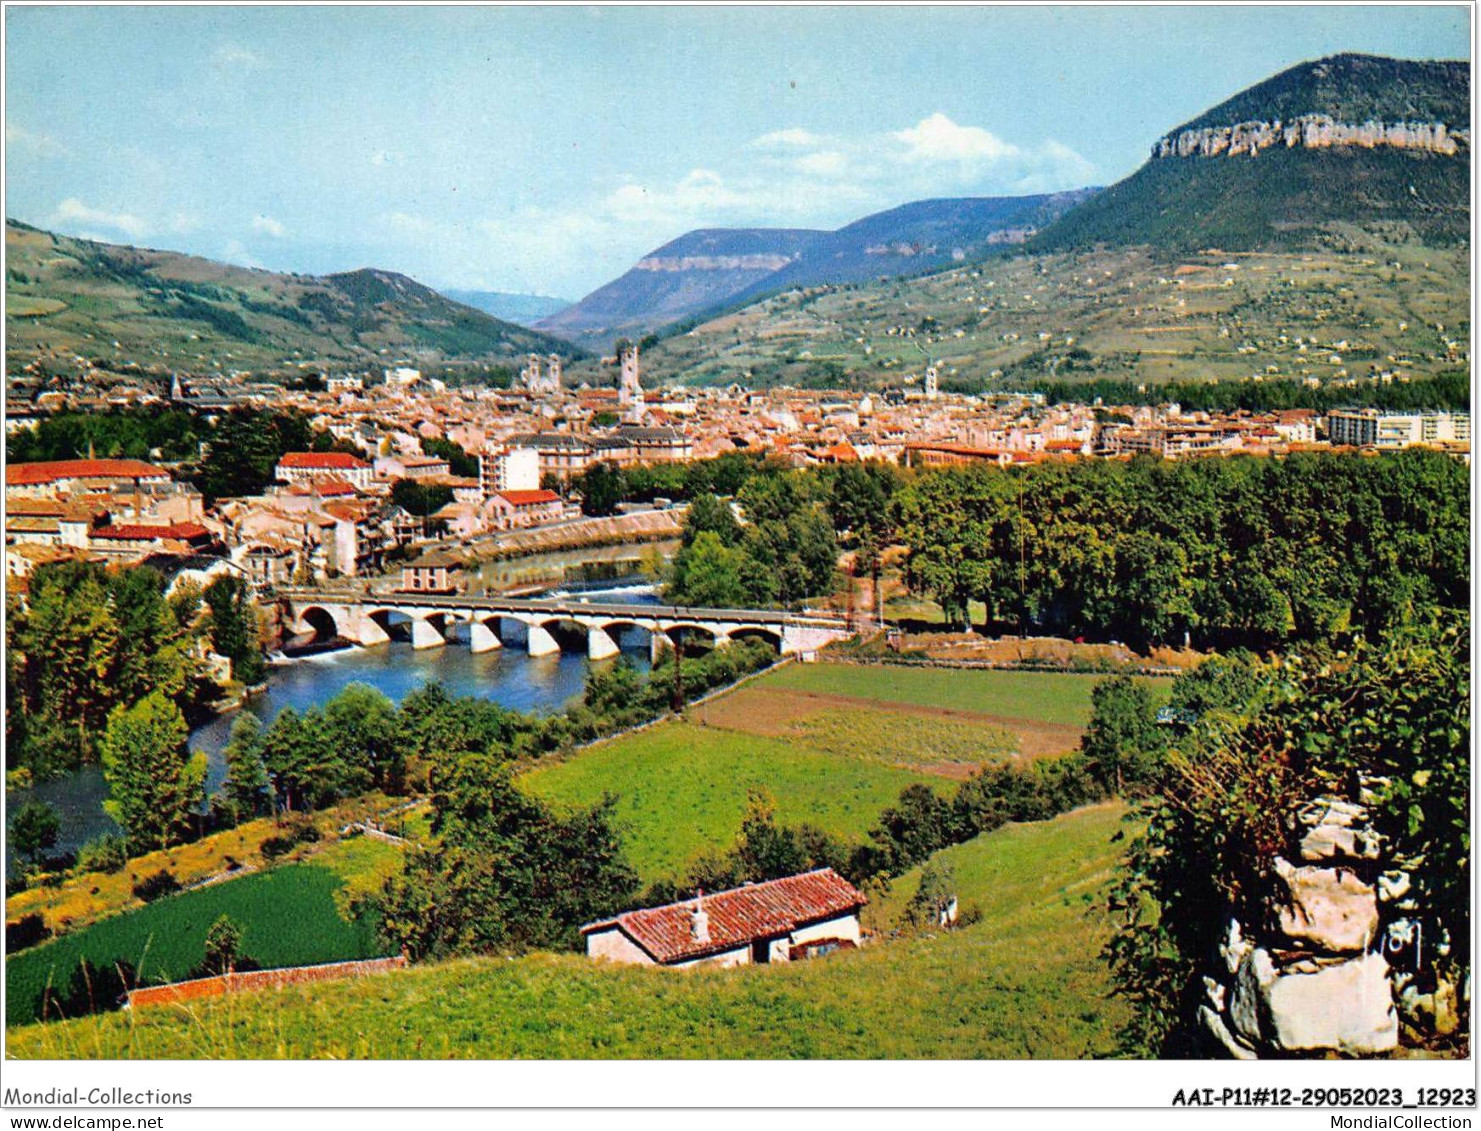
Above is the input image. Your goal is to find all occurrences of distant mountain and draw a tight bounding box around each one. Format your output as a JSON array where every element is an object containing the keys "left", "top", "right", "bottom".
[
  {"left": 4, "top": 220, "right": 581, "bottom": 376},
  {"left": 538, "top": 191, "right": 1095, "bottom": 349},
  {"left": 441, "top": 289, "right": 571, "bottom": 326},
  {"left": 535, "top": 228, "right": 825, "bottom": 349},
  {"left": 1033, "top": 54, "right": 1470, "bottom": 254},
  {"left": 723, "top": 191, "right": 1096, "bottom": 307}
]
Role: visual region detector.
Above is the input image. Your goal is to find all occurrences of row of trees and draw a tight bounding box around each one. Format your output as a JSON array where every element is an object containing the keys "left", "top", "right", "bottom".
[{"left": 893, "top": 449, "right": 1467, "bottom": 649}]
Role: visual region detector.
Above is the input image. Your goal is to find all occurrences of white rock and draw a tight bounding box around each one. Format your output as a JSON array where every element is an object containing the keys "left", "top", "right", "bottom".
[
  {"left": 1271, "top": 857, "right": 1378, "bottom": 953},
  {"left": 1229, "top": 946, "right": 1276, "bottom": 1045},
  {"left": 1203, "top": 975, "right": 1228, "bottom": 1013},
  {"left": 1263, "top": 951, "right": 1398, "bottom": 1055},
  {"left": 1377, "top": 870, "right": 1412, "bottom": 904},
  {"left": 1221, "top": 917, "right": 1252, "bottom": 975},
  {"left": 1296, "top": 797, "right": 1368, "bottom": 829},
  {"left": 1200, "top": 1005, "right": 1259, "bottom": 1060},
  {"left": 1300, "top": 822, "right": 1382, "bottom": 862}
]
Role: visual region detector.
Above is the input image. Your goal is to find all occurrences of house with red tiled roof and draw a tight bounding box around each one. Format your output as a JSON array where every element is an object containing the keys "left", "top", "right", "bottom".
[
  {"left": 485, "top": 488, "right": 564, "bottom": 532},
  {"left": 582, "top": 868, "right": 866, "bottom": 968},
  {"left": 274, "top": 451, "right": 373, "bottom": 490}
]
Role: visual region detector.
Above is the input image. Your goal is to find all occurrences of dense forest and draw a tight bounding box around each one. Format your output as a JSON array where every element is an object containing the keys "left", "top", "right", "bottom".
[{"left": 893, "top": 448, "right": 1468, "bottom": 649}]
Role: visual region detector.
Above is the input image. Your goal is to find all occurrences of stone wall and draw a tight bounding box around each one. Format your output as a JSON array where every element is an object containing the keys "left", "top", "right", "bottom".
[
  {"left": 1154, "top": 115, "right": 1469, "bottom": 160},
  {"left": 1199, "top": 792, "right": 1414, "bottom": 1058}
]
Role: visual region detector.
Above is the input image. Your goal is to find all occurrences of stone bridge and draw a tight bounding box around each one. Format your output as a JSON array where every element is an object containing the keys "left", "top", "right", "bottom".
[{"left": 279, "top": 590, "right": 855, "bottom": 660}]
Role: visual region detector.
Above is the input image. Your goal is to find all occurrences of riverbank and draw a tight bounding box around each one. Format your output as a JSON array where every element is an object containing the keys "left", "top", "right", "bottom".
[{"left": 468, "top": 509, "right": 683, "bottom": 561}]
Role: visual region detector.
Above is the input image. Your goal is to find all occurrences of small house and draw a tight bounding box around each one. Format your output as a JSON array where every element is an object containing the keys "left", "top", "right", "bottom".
[
  {"left": 400, "top": 549, "right": 465, "bottom": 594},
  {"left": 582, "top": 868, "right": 865, "bottom": 969}
]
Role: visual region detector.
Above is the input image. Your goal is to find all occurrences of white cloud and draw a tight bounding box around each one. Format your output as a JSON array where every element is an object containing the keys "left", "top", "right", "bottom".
[
  {"left": 51, "top": 198, "right": 150, "bottom": 240},
  {"left": 251, "top": 214, "right": 287, "bottom": 238},
  {"left": 894, "top": 113, "right": 1018, "bottom": 163},
  {"left": 370, "top": 149, "right": 405, "bottom": 167},
  {"left": 6, "top": 123, "right": 68, "bottom": 159}
]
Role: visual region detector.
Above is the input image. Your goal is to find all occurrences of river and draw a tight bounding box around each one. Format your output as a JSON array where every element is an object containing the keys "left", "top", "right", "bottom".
[{"left": 6, "top": 580, "right": 662, "bottom": 874}]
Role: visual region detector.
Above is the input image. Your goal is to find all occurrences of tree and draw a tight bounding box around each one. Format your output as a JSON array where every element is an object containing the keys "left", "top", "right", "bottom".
[
  {"left": 201, "top": 914, "right": 244, "bottom": 976},
  {"left": 681, "top": 492, "right": 738, "bottom": 546},
  {"left": 375, "top": 752, "right": 638, "bottom": 960},
  {"left": 220, "top": 713, "right": 272, "bottom": 822},
  {"left": 203, "top": 576, "right": 266, "bottom": 685},
  {"left": 9, "top": 801, "right": 60, "bottom": 872},
  {"left": 574, "top": 462, "right": 626, "bottom": 517},
  {"left": 1080, "top": 676, "right": 1163, "bottom": 795},
  {"left": 99, "top": 692, "right": 207, "bottom": 851},
  {"left": 667, "top": 531, "right": 750, "bottom": 608},
  {"left": 1107, "top": 622, "right": 1470, "bottom": 1055},
  {"left": 323, "top": 682, "right": 399, "bottom": 792},
  {"left": 12, "top": 561, "right": 122, "bottom": 771}
]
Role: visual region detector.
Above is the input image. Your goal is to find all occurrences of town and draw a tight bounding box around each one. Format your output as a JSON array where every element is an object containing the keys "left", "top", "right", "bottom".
[{"left": 5, "top": 345, "right": 1469, "bottom": 596}]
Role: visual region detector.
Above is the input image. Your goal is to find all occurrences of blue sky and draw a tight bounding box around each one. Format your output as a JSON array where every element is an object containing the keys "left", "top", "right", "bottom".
[{"left": 5, "top": 5, "right": 1470, "bottom": 299}]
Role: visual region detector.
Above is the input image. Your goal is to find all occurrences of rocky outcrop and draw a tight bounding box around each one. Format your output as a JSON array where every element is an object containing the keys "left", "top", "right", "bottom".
[
  {"left": 634, "top": 254, "right": 799, "bottom": 273},
  {"left": 1154, "top": 116, "right": 1469, "bottom": 159},
  {"left": 1198, "top": 793, "right": 1402, "bottom": 1057}
]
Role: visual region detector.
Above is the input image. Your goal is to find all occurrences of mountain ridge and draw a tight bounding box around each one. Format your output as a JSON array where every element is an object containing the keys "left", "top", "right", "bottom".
[
  {"left": 538, "top": 192, "right": 1093, "bottom": 349},
  {"left": 1031, "top": 53, "right": 1469, "bottom": 255},
  {"left": 4, "top": 221, "right": 581, "bottom": 376}
]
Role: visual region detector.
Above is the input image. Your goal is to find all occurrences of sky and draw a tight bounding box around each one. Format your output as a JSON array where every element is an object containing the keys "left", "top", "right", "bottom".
[{"left": 4, "top": 5, "right": 1471, "bottom": 300}]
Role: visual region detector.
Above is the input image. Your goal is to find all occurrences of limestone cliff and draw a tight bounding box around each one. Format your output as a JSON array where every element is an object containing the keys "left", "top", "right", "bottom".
[{"left": 1154, "top": 115, "right": 1469, "bottom": 160}]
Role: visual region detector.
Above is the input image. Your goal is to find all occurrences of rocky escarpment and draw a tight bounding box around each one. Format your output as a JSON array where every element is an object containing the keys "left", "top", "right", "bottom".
[
  {"left": 634, "top": 254, "right": 799, "bottom": 273},
  {"left": 1199, "top": 786, "right": 1462, "bottom": 1058},
  {"left": 1155, "top": 115, "right": 1469, "bottom": 159}
]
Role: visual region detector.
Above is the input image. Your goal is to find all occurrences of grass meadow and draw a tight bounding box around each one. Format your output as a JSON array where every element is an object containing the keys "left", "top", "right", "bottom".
[
  {"left": 8, "top": 803, "right": 1131, "bottom": 1059},
  {"left": 520, "top": 722, "right": 929, "bottom": 884},
  {"left": 763, "top": 661, "right": 1114, "bottom": 725}
]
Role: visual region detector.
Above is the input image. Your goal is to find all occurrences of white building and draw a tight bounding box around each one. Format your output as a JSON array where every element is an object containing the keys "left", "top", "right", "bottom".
[
  {"left": 478, "top": 446, "right": 541, "bottom": 499},
  {"left": 582, "top": 869, "right": 866, "bottom": 969},
  {"left": 1327, "top": 409, "right": 1471, "bottom": 450}
]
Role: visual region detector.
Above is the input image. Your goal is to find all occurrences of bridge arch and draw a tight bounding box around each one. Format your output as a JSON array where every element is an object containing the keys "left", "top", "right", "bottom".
[
  {"left": 659, "top": 622, "right": 721, "bottom": 656},
  {"left": 295, "top": 604, "right": 343, "bottom": 645},
  {"left": 727, "top": 625, "right": 783, "bottom": 653}
]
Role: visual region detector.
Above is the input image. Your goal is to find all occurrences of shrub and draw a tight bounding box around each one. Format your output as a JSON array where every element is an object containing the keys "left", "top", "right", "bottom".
[
  {"left": 131, "top": 869, "right": 181, "bottom": 903},
  {"left": 77, "top": 834, "right": 129, "bottom": 874},
  {"left": 5, "top": 913, "right": 51, "bottom": 954},
  {"left": 259, "top": 835, "right": 294, "bottom": 860}
]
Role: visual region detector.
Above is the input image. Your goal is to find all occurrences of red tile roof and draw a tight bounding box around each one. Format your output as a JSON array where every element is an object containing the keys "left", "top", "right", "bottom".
[
  {"left": 277, "top": 452, "right": 369, "bottom": 470},
  {"left": 93, "top": 522, "right": 212, "bottom": 542},
  {"left": 6, "top": 459, "right": 168, "bottom": 486},
  {"left": 496, "top": 489, "right": 560, "bottom": 507},
  {"left": 582, "top": 869, "right": 865, "bottom": 965}
]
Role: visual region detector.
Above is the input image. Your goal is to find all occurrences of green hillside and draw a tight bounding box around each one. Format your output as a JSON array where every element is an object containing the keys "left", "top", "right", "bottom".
[
  {"left": 635, "top": 240, "right": 1468, "bottom": 391},
  {"left": 4, "top": 220, "right": 581, "bottom": 376},
  {"left": 5, "top": 837, "right": 400, "bottom": 1027},
  {"left": 7, "top": 803, "right": 1131, "bottom": 1060}
]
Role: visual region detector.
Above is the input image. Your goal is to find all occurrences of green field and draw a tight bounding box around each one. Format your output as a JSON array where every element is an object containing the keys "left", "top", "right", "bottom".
[
  {"left": 7, "top": 803, "right": 1131, "bottom": 1059},
  {"left": 763, "top": 662, "right": 1116, "bottom": 726},
  {"left": 5, "top": 836, "right": 400, "bottom": 1027},
  {"left": 520, "top": 722, "right": 930, "bottom": 884}
]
